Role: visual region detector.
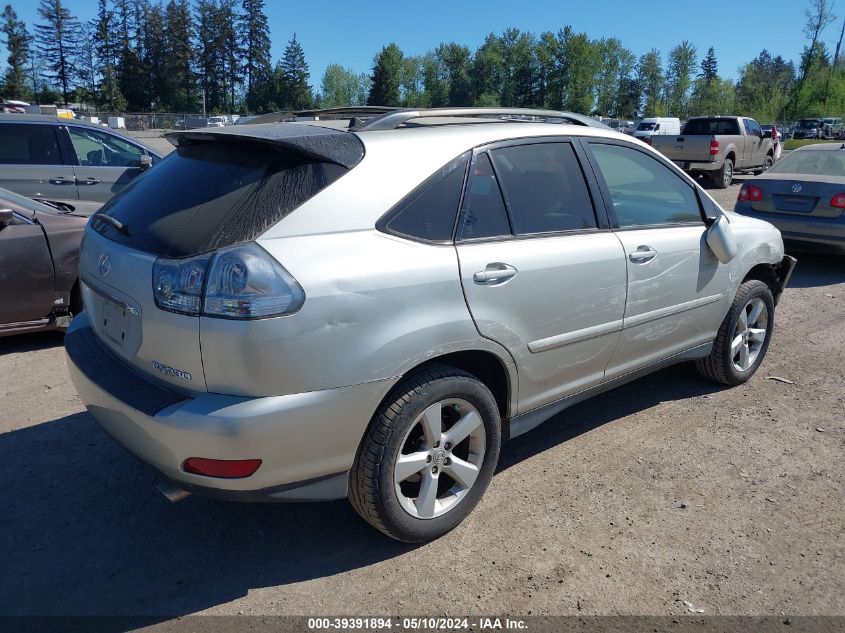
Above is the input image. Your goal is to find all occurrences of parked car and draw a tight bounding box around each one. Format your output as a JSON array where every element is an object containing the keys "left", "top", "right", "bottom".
[
  {"left": 0, "top": 114, "right": 163, "bottom": 203},
  {"left": 735, "top": 143, "right": 845, "bottom": 254},
  {"left": 633, "top": 117, "right": 681, "bottom": 144},
  {"left": 65, "top": 108, "right": 795, "bottom": 542},
  {"left": 0, "top": 186, "right": 90, "bottom": 337},
  {"left": 821, "top": 117, "right": 843, "bottom": 139},
  {"left": 792, "top": 118, "right": 824, "bottom": 140},
  {"left": 652, "top": 116, "right": 774, "bottom": 188}
]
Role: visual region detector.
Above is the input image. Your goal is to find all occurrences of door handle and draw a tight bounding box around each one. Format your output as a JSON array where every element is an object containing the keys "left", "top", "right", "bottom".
[
  {"left": 48, "top": 177, "right": 75, "bottom": 185},
  {"left": 629, "top": 247, "right": 657, "bottom": 263},
  {"left": 80, "top": 178, "right": 101, "bottom": 185},
  {"left": 473, "top": 264, "right": 518, "bottom": 284}
]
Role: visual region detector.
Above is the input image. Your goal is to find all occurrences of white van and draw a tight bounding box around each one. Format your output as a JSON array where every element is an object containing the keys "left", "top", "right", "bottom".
[{"left": 634, "top": 117, "right": 681, "bottom": 143}]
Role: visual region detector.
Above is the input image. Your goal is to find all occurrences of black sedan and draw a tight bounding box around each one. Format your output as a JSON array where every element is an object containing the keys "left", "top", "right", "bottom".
[{"left": 734, "top": 144, "right": 845, "bottom": 254}]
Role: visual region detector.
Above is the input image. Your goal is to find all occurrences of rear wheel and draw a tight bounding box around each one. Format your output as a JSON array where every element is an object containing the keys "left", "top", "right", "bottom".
[
  {"left": 349, "top": 365, "right": 501, "bottom": 542},
  {"left": 712, "top": 158, "right": 734, "bottom": 189},
  {"left": 696, "top": 280, "right": 774, "bottom": 385}
]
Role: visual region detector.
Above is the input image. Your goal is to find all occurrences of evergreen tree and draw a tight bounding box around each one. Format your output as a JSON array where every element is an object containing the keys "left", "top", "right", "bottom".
[
  {"left": 277, "top": 34, "right": 312, "bottom": 110},
  {"left": 367, "top": 43, "right": 403, "bottom": 106},
  {"left": 92, "top": 0, "right": 125, "bottom": 110},
  {"left": 700, "top": 47, "right": 718, "bottom": 85},
  {"left": 195, "top": 0, "right": 225, "bottom": 112},
  {"left": 163, "top": 0, "right": 194, "bottom": 110},
  {"left": 34, "top": 0, "right": 81, "bottom": 105},
  {"left": 1, "top": 5, "right": 30, "bottom": 100},
  {"left": 240, "top": 0, "right": 271, "bottom": 111}
]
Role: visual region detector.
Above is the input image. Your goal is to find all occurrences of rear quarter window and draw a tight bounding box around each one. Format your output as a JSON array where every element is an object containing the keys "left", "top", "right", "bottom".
[{"left": 0, "top": 123, "right": 64, "bottom": 165}]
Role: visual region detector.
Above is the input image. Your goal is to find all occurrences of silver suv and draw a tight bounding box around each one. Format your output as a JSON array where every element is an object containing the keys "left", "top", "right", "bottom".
[{"left": 66, "top": 108, "right": 796, "bottom": 542}]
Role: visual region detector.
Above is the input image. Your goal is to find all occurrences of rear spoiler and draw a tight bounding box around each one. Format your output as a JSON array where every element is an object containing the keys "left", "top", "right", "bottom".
[{"left": 165, "top": 123, "right": 365, "bottom": 169}]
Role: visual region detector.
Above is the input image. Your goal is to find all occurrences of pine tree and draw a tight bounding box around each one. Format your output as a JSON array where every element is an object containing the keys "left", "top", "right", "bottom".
[
  {"left": 240, "top": 0, "right": 271, "bottom": 111},
  {"left": 163, "top": 0, "right": 194, "bottom": 110},
  {"left": 700, "top": 47, "right": 718, "bottom": 85},
  {"left": 34, "top": 0, "right": 81, "bottom": 105},
  {"left": 92, "top": 0, "right": 125, "bottom": 110},
  {"left": 278, "top": 34, "right": 312, "bottom": 110},
  {"left": 1, "top": 5, "right": 30, "bottom": 100},
  {"left": 367, "top": 43, "right": 403, "bottom": 106}
]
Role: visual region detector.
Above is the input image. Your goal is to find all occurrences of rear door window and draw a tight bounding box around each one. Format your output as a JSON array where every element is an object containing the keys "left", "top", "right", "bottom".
[
  {"left": 0, "top": 123, "right": 64, "bottom": 165},
  {"left": 457, "top": 153, "right": 511, "bottom": 240},
  {"left": 91, "top": 141, "right": 349, "bottom": 257},
  {"left": 490, "top": 142, "right": 597, "bottom": 235},
  {"left": 68, "top": 126, "right": 145, "bottom": 167}
]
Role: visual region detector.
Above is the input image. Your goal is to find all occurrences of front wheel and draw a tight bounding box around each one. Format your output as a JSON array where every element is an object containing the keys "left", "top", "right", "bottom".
[
  {"left": 696, "top": 280, "right": 774, "bottom": 385},
  {"left": 349, "top": 365, "right": 502, "bottom": 542}
]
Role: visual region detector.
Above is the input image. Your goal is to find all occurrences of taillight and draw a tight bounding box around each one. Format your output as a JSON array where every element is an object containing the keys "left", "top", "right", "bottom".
[
  {"left": 738, "top": 183, "right": 763, "bottom": 202},
  {"left": 153, "top": 242, "right": 304, "bottom": 319},
  {"left": 710, "top": 140, "right": 719, "bottom": 155},
  {"left": 830, "top": 193, "right": 845, "bottom": 208},
  {"left": 183, "top": 457, "right": 262, "bottom": 478}
]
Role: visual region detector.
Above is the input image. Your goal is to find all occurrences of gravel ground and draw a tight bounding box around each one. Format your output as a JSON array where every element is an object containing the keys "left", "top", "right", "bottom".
[{"left": 0, "top": 176, "right": 842, "bottom": 618}]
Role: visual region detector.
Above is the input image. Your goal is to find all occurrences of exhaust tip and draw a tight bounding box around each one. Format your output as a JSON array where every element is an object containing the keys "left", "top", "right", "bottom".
[{"left": 156, "top": 480, "right": 191, "bottom": 503}]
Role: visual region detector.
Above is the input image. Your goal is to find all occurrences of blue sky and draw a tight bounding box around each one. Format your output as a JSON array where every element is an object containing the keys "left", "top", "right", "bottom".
[{"left": 2, "top": 0, "right": 826, "bottom": 91}]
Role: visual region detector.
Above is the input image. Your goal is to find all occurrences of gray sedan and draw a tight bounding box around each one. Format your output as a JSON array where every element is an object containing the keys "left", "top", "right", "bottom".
[{"left": 734, "top": 143, "right": 845, "bottom": 254}]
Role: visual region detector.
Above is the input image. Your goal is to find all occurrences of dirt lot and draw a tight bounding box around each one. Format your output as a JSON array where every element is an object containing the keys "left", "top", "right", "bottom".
[{"left": 0, "top": 176, "right": 842, "bottom": 619}]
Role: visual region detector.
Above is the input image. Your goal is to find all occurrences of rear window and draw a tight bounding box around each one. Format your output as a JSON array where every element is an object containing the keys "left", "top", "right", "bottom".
[
  {"left": 91, "top": 142, "right": 348, "bottom": 257},
  {"left": 681, "top": 118, "right": 740, "bottom": 135},
  {"left": 637, "top": 122, "right": 656, "bottom": 131},
  {"left": 768, "top": 149, "right": 845, "bottom": 177}
]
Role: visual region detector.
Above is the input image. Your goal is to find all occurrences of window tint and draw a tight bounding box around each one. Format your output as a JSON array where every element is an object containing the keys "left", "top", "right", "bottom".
[
  {"left": 0, "top": 124, "right": 63, "bottom": 165},
  {"left": 681, "top": 118, "right": 740, "bottom": 135},
  {"left": 590, "top": 143, "right": 702, "bottom": 227},
  {"left": 384, "top": 156, "right": 468, "bottom": 242},
  {"left": 93, "top": 142, "right": 348, "bottom": 257},
  {"left": 68, "top": 127, "right": 145, "bottom": 167},
  {"left": 457, "top": 153, "right": 511, "bottom": 240},
  {"left": 490, "top": 143, "right": 597, "bottom": 234}
]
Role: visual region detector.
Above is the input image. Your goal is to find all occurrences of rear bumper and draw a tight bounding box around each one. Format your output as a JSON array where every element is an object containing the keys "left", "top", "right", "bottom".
[
  {"left": 734, "top": 204, "right": 845, "bottom": 254},
  {"left": 65, "top": 314, "right": 397, "bottom": 501}
]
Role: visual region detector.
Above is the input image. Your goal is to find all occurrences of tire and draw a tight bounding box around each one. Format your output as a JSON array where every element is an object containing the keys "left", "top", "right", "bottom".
[
  {"left": 696, "top": 280, "right": 775, "bottom": 386},
  {"left": 349, "top": 364, "right": 502, "bottom": 542},
  {"left": 755, "top": 155, "right": 773, "bottom": 175},
  {"left": 712, "top": 158, "right": 734, "bottom": 189}
]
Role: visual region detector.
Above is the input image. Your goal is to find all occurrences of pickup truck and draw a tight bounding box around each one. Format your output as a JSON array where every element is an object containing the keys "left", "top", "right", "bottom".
[{"left": 651, "top": 116, "right": 774, "bottom": 188}]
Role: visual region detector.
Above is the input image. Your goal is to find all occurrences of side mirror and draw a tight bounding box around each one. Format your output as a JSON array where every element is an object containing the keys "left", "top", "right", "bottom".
[
  {"left": 139, "top": 154, "right": 152, "bottom": 171},
  {"left": 0, "top": 208, "right": 13, "bottom": 229},
  {"left": 705, "top": 214, "right": 738, "bottom": 264}
]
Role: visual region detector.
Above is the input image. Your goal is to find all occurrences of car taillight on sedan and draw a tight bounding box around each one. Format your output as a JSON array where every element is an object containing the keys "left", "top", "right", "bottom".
[
  {"left": 738, "top": 183, "right": 763, "bottom": 203},
  {"left": 153, "top": 242, "right": 304, "bottom": 319},
  {"left": 830, "top": 193, "right": 845, "bottom": 209}
]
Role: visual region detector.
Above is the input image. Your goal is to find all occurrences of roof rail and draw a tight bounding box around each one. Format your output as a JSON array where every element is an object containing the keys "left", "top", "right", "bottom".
[
  {"left": 246, "top": 106, "right": 401, "bottom": 126},
  {"left": 349, "top": 108, "right": 610, "bottom": 131}
]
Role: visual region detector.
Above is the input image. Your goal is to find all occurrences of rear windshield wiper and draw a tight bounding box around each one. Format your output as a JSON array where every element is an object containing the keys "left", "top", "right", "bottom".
[{"left": 91, "top": 213, "right": 129, "bottom": 234}]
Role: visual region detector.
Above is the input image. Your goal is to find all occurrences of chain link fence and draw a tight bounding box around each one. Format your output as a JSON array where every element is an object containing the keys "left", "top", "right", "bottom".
[{"left": 80, "top": 112, "right": 241, "bottom": 131}]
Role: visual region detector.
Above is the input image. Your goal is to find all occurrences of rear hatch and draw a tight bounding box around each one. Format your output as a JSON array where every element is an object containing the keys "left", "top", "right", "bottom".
[{"left": 80, "top": 123, "right": 362, "bottom": 395}]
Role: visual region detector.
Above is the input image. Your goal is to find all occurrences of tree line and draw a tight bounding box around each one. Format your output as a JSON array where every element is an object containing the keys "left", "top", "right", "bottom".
[{"left": 0, "top": 0, "right": 842, "bottom": 122}]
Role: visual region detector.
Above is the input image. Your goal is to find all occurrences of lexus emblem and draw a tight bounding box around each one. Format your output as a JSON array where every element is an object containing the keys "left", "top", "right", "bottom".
[
  {"left": 791, "top": 183, "right": 803, "bottom": 193},
  {"left": 98, "top": 253, "right": 111, "bottom": 277}
]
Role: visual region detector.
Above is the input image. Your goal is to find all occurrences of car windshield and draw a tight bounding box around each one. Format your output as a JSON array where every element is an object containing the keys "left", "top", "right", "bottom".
[
  {"left": 768, "top": 149, "right": 845, "bottom": 177},
  {"left": 681, "top": 118, "right": 740, "bottom": 135},
  {"left": 797, "top": 120, "right": 821, "bottom": 129},
  {"left": 637, "top": 122, "right": 656, "bottom": 131}
]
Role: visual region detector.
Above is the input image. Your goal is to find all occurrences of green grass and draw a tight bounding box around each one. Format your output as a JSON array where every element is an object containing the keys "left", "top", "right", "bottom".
[{"left": 783, "top": 138, "right": 842, "bottom": 150}]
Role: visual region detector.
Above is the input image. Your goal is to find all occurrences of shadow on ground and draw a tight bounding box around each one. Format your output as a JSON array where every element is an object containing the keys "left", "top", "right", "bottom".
[
  {"left": 783, "top": 252, "right": 845, "bottom": 288},
  {"left": 0, "top": 362, "right": 725, "bottom": 618},
  {"left": 0, "top": 330, "right": 65, "bottom": 356}
]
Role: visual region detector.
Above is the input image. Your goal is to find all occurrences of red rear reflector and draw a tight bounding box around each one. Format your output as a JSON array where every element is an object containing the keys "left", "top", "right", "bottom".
[
  {"left": 738, "top": 184, "right": 763, "bottom": 202},
  {"left": 710, "top": 140, "right": 720, "bottom": 155},
  {"left": 830, "top": 193, "right": 845, "bottom": 208},
  {"left": 183, "top": 457, "right": 262, "bottom": 478}
]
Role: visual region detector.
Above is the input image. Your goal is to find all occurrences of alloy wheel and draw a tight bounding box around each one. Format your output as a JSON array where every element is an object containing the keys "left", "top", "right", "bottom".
[
  {"left": 731, "top": 297, "right": 769, "bottom": 372},
  {"left": 393, "top": 398, "right": 486, "bottom": 519}
]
